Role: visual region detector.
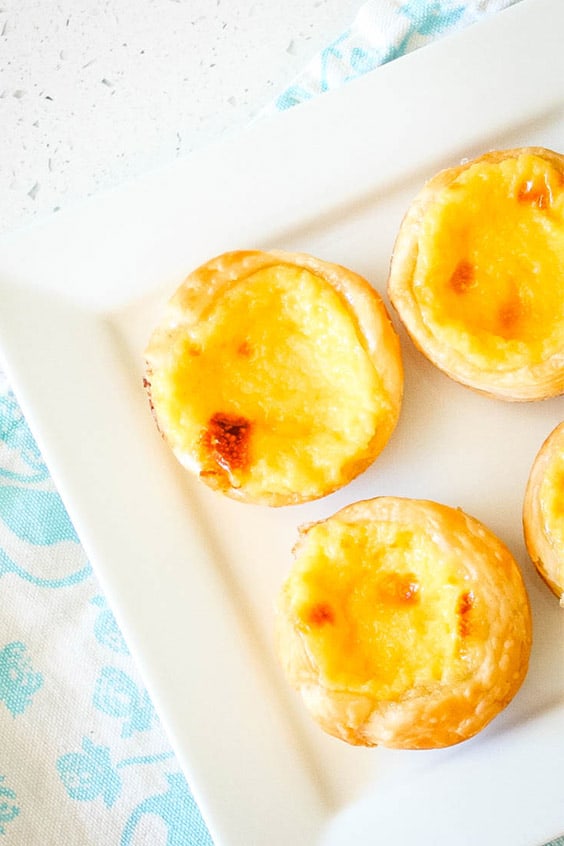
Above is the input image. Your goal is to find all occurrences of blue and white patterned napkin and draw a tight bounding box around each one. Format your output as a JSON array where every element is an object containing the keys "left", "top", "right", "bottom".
[
  {"left": 5, "top": 2, "right": 561, "bottom": 845},
  {"left": 0, "top": 372, "right": 213, "bottom": 845},
  {"left": 265, "top": 0, "right": 521, "bottom": 113}
]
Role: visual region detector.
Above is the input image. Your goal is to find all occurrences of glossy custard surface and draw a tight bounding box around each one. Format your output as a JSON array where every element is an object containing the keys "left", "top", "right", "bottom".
[
  {"left": 148, "top": 265, "right": 387, "bottom": 500},
  {"left": 413, "top": 154, "right": 564, "bottom": 369},
  {"left": 281, "top": 517, "right": 486, "bottom": 699}
]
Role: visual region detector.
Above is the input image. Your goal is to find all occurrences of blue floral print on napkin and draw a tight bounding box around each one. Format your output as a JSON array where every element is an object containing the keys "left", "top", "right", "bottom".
[
  {"left": 121, "top": 772, "right": 214, "bottom": 846},
  {"left": 399, "top": 0, "right": 466, "bottom": 34},
  {"left": 0, "top": 392, "right": 48, "bottom": 484},
  {"left": 90, "top": 595, "right": 130, "bottom": 655},
  {"left": 273, "top": 0, "right": 522, "bottom": 111},
  {"left": 0, "top": 776, "right": 19, "bottom": 835},
  {"left": 1, "top": 369, "right": 212, "bottom": 844},
  {"left": 0, "top": 388, "right": 91, "bottom": 588},
  {"left": 56, "top": 737, "right": 174, "bottom": 808},
  {"left": 56, "top": 738, "right": 209, "bottom": 845},
  {"left": 93, "top": 667, "right": 156, "bottom": 737},
  {"left": 0, "top": 487, "right": 79, "bottom": 546},
  {"left": 57, "top": 738, "right": 123, "bottom": 808},
  {"left": 0, "top": 642, "right": 43, "bottom": 716}
]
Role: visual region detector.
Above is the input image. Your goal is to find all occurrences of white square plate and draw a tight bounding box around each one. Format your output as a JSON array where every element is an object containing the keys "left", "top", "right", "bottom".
[{"left": 1, "top": 1, "right": 564, "bottom": 843}]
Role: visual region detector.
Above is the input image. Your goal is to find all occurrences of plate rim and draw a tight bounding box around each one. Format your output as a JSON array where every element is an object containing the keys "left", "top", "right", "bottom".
[{"left": 1, "top": 0, "right": 564, "bottom": 843}]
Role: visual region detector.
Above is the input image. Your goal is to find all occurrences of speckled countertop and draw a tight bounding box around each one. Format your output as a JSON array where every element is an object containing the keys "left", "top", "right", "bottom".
[{"left": 1, "top": 0, "right": 364, "bottom": 237}]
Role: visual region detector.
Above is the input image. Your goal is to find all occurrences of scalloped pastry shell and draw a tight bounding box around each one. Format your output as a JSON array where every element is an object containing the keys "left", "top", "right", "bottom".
[
  {"left": 387, "top": 147, "right": 564, "bottom": 401},
  {"left": 523, "top": 420, "right": 564, "bottom": 604},
  {"left": 144, "top": 250, "right": 403, "bottom": 506},
  {"left": 276, "top": 497, "right": 532, "bottom": 749}
]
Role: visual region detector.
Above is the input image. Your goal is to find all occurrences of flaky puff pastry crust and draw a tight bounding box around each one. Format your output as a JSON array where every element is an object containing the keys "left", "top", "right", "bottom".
[
  {"left": 388, "top": 147, "right": 564, "bottom": 401},
  {"left": 523, "top": 421, "right": 564, "bottom": 604},
  {"left": 276, "top": 497, "right": 532, "bottom": 749},
  {"left": 144, "top": 250, "right": 402, "bottom": 506}
]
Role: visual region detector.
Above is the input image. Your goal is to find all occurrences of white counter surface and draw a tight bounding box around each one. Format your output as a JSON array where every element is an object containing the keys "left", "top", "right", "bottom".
[{"left": 1, "top": 0, "right": 363, "bottom": 237}]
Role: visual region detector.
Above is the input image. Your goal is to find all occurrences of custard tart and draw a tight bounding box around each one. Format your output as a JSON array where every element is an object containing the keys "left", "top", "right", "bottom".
[
  {"left": 523, "top": 421, "right": 564, "bottom": 604},
  {"left": 388, "top": 147, "right": 564, "bottom": 401},
  {"left": 276, "top": 497, "right": 532, "bottom": 748},
  {"left": 144, "top": 250, "right": 403, "bottom": 505}
]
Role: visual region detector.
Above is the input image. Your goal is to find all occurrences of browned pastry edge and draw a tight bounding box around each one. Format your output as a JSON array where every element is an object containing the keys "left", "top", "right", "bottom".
[
  {"left": 523, "top": 420, "right": 564, "bottom": 603},
  {"left": 387, "top": 147, "right": 564, "bottom": 402},
  {"left": 145, "top": 249, "right": 403, "bottom": 505},
  {"left": 276, "top": 496, "right": 532, "bottom": 748}
]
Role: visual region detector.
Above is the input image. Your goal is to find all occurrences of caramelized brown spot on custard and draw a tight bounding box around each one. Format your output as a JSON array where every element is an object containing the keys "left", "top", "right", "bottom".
[
  {"left": 377, "top": 573, "right": 420, "bottom": 606},
  {"left": 449, "top": 260, "right": 475, "bottom": 294},
  {"left": 202, "top": 412, "right": 252, "bottom": 476},
  {"left": 306, "top": 602, "right": 335, "bottom": 627},
  {"left": 517, "top": 177, "right": 552, "bottom": 209},
  {"left": 497, "top": 295, "right": 524, "bottom": 338},
  {"left": 237, "top": 340, "right": 252, "bottom": 357},
  {"left": 457, "top": 590, "right": 474, "bottom": 637}
]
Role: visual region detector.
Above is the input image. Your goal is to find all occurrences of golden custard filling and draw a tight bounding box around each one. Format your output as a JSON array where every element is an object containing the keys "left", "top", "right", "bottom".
[
  {"left": 413, "top": 153, "right": 564, "bottom": 369},
  {"left": 149, "top": 265, "right": 387, "bottom": 499},
  {"left": 284, "top": 519, "right": 485, "bottom": 699},
  {"left": 539, "top": 451, "right": 564, "bottom": 581}
]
